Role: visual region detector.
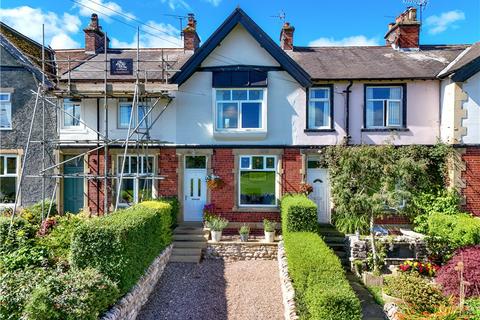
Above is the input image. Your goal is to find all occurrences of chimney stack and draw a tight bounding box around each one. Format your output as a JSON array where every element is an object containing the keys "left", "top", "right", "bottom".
[
  {"left": 84, "top": 13, "right": 109, "bottom": 53},
  {"left": 183, "top": 13, "right": 200, "bottom": 51},
  {"left": 384, "top": 7, "right": 420, "bottom": 50},
  {"left": 280, "top": 22, "right": 295, "bottom": 50}
]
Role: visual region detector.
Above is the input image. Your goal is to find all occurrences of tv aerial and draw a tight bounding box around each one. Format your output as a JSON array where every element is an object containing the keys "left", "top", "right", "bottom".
[
  {"left": 270, "top": 10, "right": 286, "bottom": 25},
  {"left": 403, "top": 0, "right": 428, "bottom": 24}
]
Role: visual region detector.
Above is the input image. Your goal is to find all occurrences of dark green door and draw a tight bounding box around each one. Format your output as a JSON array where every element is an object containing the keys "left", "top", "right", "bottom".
[{"left": 63, "top": 156, "right": 84, "bottom": 213}]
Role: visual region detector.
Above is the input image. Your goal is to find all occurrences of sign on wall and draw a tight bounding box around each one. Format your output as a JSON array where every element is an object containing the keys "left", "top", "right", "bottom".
[{"left": 110, "top": 59, "right": 133, "bottom": 75}]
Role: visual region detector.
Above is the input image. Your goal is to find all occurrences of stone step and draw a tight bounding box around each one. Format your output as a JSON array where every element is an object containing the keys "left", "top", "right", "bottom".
[
  {"left": 174, "top": 227, "right": 206, "bottom": 235},
  {"left": 172, "top": 247, "right": 203, "bottom": 256},
  {"left": 326, "top": 242, "right": 346, "bottom": 249},
  {"left": 319, "top": 230, "right": 345, "bottom": 237},
  {"left": 173, "top": 241, "right": 207, "bottom": 249},
  {"left": 173, "top": 234, "right": 206, "bottom": 241},
  {"left": 323, "top": 236, "right": 346, "bottom": 244},
  {"left": 334, "top": 250, "right": 347, "bottom": 258},
  {"left": 170, "top": 254, "right": 201, "bottom": 263}
]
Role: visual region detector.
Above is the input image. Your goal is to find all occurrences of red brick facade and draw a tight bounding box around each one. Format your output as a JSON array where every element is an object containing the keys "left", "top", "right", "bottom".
[
  {"left": 462, "top": 147, "right": 480, "bottom": 216},
  {"left": 86, "top": 151, "right": 111, "bottom": 215},
  {"left": 157, "top": 148, "right": 178, "bottom": 197},
  {"left": 282, "top": 149, "right": 302, "bottom": 194}
]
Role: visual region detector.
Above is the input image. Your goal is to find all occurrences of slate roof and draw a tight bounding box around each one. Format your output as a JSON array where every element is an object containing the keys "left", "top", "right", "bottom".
[
  {"left": 55, "top": 48, "right": 192, "bottom": 82},
  {"left": 287, "top": 45, "right": 468, "bottom": 80},
  {"left": 438, "top": 42, "right": 480, "bottom": 81}
]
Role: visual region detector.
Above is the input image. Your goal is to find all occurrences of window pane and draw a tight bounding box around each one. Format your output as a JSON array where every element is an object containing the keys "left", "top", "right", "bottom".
[
  {"left": 309, "top": 101, "right": 329, "bottom": 128},
  {"left": 240, "top": 157, "right": 250, "bottom": 169},
  {"left": 232, "top": 90, "right": 247, "bottom": 101},
  {"left": 241, "top": 102, "right": 261, "bottom": 128},
  {"left": 240, "top": 171, "right": 275, "bottom": 205},
  {"left": 138, "top": 106, "right": 148, "bottom": 128},
  {"left": 366, "top": 101, "right": 384, "bottom": 127},
  {"left": 310, "top": 88, "right": 329, "bottom": 99},
  {"left": 0, "top": 156, "right": 4, "bottom": 174},
  {"left": 216, "top": 90, "right": 231, "bottom": 101},
  {"left": 266, "top": 157, "right": 275, "bottom": 169},
  {"left": 119, "top": 179, "right": 134, "bottom": 205},
  {"left": 388, "top": 101, "right": 402, "bottom": 126},
  {"left": 0, "top": 93, "right": 10, "bottom": 101},
  {"left": 307, "top": 160, "right": 322, "bottom": 169},
  {"left": 185, "top": 156, "right": 206, "bottom": 169},
  {"left": 0, "top": 177, "right": 16, "bottom": 203},
  {"left": 6, "top": 157, "right": 16, "bottom": 174},
  {"left": 389, "top": 87, "right": 402, "bottom": 100},
  {"left": 118, "top": 156, "right": 130, "bottom": 174},
  {"left": 0, "top": 102, "right": 12, "bottom": 129},
  {"left": 252, "top": 156, "right": 264, "bottom": 169},
  {"left": 119, "top": 104, "right": 132, "bottom": 128},
  {"left": 138, "top": 179, "right": 153, "bottom": 202},
  {"left": 249, "top": 90, "right": 263, "bottom": 100},
  {"left": 130, "top": 156, "right": 138, "bottom": 174},
  {"left": 143, "top": 156, "right": 154, "bottom": 173},
  {"left": 64, "top": 101, "right": 80, "bottom": 127},
  {"left": 370, "top": 87, "right": 391, "bottom": 99},
  {"left": 217, "top": 102, "right": 238, "bottom": 129}
]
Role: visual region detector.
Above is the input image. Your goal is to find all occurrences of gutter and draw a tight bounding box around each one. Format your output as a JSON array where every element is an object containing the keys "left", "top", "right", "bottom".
[{"left": 343, "top": 81, "right": 353, "bottom": 144}]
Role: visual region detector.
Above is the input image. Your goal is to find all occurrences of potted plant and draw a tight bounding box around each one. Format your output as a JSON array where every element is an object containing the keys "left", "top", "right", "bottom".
[
  {"left": 299, "top": 182, "right": 313, "bottom": 196},
  {"left": 206, "top": 216, "right": 229, "bottom": 242},
  {"left": 203, "top": 204, "right": 216, "bottom": 229},
  {"left": 206, "top": 174, "right": 224, "bottom": 190},
  {"left": 263, "top": 219, "right": 276, "bottom": 242},
  {"left": 239, "top": 224, "right": 250, "bottom": 242}
]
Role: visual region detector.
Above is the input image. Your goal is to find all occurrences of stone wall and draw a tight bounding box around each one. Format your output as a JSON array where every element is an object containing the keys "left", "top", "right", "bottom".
[
  {"left": 204, "top": 241, "right": 278, "bottom": 261},
  {"left": 278, "top": 241, "right": 299, "bottom": 320},
  {"left": 101, "top": 245, "right": 172, "bottom": 320}
]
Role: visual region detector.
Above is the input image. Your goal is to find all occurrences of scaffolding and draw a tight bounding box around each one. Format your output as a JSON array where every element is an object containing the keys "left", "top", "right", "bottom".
[{"left": 8, "top": 25, "right": 182, "bottom": 228}]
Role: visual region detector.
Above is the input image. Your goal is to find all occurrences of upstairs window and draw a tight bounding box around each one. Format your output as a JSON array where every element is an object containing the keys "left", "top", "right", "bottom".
[
  {"left": 216, "top": 89, "right": 265, "bottom": 131},
  {"left": 365, "top": 86, "right": 405, "bottom": 128},
  {"left": 0, "top": 155, "right": 18, "bottom": 204},
  {"left": 63, "top": 98, "right": 81, "bottom": 127},
  {"left": 239, "top": 155, "right": 276, "bottom": 206},
  {"left": 0, "top": 93, "right": 12, "bottom": 130},
  {"left": 118, "top": 100, "right": 149, "bottom": 129},
  {"left": 307, "top": 87, "right": 332, "bottom": 129}
]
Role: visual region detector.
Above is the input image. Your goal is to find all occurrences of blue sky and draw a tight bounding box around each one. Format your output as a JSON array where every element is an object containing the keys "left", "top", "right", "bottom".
[{"left": 1, "top": 0, "right": 478, "bottom": 49}]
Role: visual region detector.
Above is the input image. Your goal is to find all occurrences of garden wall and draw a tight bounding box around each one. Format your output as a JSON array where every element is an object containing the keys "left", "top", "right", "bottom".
[
  {"left": 101, "top": 245, "right": 172, "bottom": 320},
  {"left": 204, "top": 241, "right": 278, "bottom": 261}
]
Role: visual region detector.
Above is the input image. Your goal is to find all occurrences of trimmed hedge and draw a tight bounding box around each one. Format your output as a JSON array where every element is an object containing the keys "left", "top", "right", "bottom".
[
  {"left": 284, "top": 232, "right": 361, "bottom": 320},
  {"left": 71, "top": 201, "right": 172, "bottom": 295},
  {"left": 156, "top": 196, "right": 180, "bottom": 227},
  {"left": 281, "top": 195, "right": 317, "bottom": 232},
  {"left": 428, "top": 213, "right": 480, "bottom": 249}
]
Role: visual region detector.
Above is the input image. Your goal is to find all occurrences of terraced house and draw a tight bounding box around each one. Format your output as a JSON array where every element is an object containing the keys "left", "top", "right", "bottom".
[{"left": 2, "top": 7, "right": 479, "bottom": 226}]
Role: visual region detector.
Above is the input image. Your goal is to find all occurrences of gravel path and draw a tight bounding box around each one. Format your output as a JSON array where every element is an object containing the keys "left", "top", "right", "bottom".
[{"left": 137, "top": 260, "right": 284, "bottom": 320}]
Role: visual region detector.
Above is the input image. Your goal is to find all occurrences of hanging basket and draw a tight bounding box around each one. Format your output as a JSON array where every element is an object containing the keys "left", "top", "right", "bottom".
[{"left": 206, "top": 177, "right": 224, "bottom": 190}]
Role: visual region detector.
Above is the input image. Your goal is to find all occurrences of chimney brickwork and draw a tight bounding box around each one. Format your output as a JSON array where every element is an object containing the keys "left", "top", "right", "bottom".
[
  {"left": 280, "top": 22, "right": 295, "bottom": 50},
  {"left": 183, "top": 13, "right": 200, "bottom": 51},
  {"left": 385, "top": 7, "right": 420, "bottom": 49},
  {"left": 84, "top": 14, "right": 109, "bottom": 53}
]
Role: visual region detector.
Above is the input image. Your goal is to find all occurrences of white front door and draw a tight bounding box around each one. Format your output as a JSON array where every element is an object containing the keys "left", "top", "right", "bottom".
[
  {"left": 183, "top": 156, "right": 207, "bottom": 222},
  {"left": 306, "top": 164, "right": 330, "bottom": 223}
]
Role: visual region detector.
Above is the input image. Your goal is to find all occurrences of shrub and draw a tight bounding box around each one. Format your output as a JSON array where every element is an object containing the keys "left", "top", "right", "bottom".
[
  {"left": 466, "top": 298, "right": 480, "bottom": 318},
  {"left": 263, "top": 219, "right": 276, "bottom": 232},
  {"left": 19, "top": 199, "right": 57, "bottom": 225},
  {"left": 156, "top": 196, "right": 179, "bottom": 227},
  {"left": 436, "top": 245, "right": 480, "bottom": 299},
  {"left": 71, "top": 201, "right": 172, "bottom": 294},
  {"left": 24, "top": 267, "right": 119, "bottom": 320},
  {"left": 0, "top": 216, "right": 37, "bottom": 253},
  {"left": 383, "top": 273, "right": 447, "bottom": 313},
  {"left": 206, "top": 216, "right": 229, "bottom": 231},
  {"left": 427, "top": 213, "right": 480, "bottom": 249},
  {"left": 284, "top": 232, "right": 361, "bottom": 320},
  {"left": 281, "top": 195, "right": 317, "bottom": 233},
  {"left": 0, "top": 243, "right": 50, "bottom": 271}
]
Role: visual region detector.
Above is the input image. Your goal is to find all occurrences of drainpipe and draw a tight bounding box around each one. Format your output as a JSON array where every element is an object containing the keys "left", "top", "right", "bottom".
[
  {"left": 343, "top": 81, "right": 353, "bottom": 144},
  {"left": 96, "top": 98, "right": 100, "bottom": 214}
]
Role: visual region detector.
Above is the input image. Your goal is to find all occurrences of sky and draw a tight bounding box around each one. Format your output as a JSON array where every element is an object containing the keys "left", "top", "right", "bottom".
[{"left": 0, "top": 0, "right": 479, "bottom": 49}]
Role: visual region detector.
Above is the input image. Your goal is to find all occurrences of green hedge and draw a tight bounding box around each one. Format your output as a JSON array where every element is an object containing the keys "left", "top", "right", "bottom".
[
  {"left": 284, "top": 232, "right": 361, "bottom": 320},
  {"left": 156, "top": 196, "right": 179, "bottom": 227},
  {"left": 281, "top": 195, "right": 318, "bottom": 233},
  {"left": 71, "top": 201, "right": 172, "bottom": 295},
  {"left": 428, "top": 213, "right": 480, "bottom": 249}
]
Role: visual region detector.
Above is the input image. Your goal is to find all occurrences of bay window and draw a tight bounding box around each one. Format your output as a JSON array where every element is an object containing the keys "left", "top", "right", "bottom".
[
  {"left": 0, "top": 93, "right": 12, "bottom": 130},
  {"left": 365, "top": 86, "right": 405, "bottom": 128},
  {"left": 118, "top": 100, "right": 149, "bottom": 129},
  {"left": 216, "top": 89, "right": 265, "bottom": 131},
  {"left": 63, "top": 98, "right": 81, "bottom": 127},
  {"left": 307, "top": 87, "right": 332, "bottom": 129},
  {"left": 239, "top": 155, "right": 276, "bottom": 206},
  {"left": 0, "top": 155, "right": 18, "bottom": 204},
  {"left": 116, "top": 155, "right": 154, "bottom": 206}
]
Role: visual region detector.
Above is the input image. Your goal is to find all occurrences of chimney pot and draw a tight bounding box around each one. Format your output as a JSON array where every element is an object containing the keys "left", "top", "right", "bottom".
[
  {"left": 183, "top": 13, "right": 200, "bottom": 51},
  {"left": 384, "top": 7, "right": 420, "bottom": 49},
  {"left": 83, "top": 13, "right": 109, "bottom": 53},
  {"left": 280, "top": 22, "right": 295, "bottom": 50}
]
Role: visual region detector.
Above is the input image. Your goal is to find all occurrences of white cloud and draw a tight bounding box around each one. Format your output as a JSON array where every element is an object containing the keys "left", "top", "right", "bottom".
[
  {"left": 309, "top": 35, "right": 380, "bottom": 47},
  {"left": 111, "top": 21, "right": 182, "bottom": 48},
  {"left": 204, "top": 0, "right": 221, "bottom": 6},
  {"left": 161, "top": 0, "right": 191, "bottom": 11},
  {"left": 426, "top": 10, "right": 465, "bottom": 35},
  {"left": 0, "top": 6, "right": 81, "bottom": 49},
  {"left": 74, "top": 0, "right": 135, "bottom": 22}
]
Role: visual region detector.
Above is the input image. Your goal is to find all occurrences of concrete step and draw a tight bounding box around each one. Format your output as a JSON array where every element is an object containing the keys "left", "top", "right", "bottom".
[
  {"left": 172, "top": 247, "right": 203, "bottom": 256},
  {"left": 326, "top": 242, "right": 346, "bottom": 249},
  {"left": 173, "top": 241, "right": 207, "bottom": 249},
  {"left": 170, "top": 254, "right": 201, "bottom": 263},
  {"left": 334, "top": 250, "right": 347, "bottom": 258},
  {"left": 319, "top": 230, "right": 345, "bottom": 237},
  {"left": 173, "top": 234, "right": 206, "bottom": 241},
  {"left": 323, "top": 236, "right": 346, "bottom": 244},
  {"left": 174, "top": 226, "right": 206, "bottom": 234}
]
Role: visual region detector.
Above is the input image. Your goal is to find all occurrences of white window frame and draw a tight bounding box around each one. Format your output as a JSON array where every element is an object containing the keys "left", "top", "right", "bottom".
[
  {"left": 308, "top": 87, "right": 332, "bottom": 129},
  {"left": 365, "top": 86, "right": 404, "bottom": 128},
  {"left": 238, "top": 155, "right": 277, "bottom": 207},
  {"left": 0, "top": 93, "right": 12, "bottom": 130},
  {"left": 0, "top": 154, "right": 18, "bottom": 205},
  {"left": 117, "top": 102, "right": 150, "bottom": 129},
  {"left": 214, "top": 88, "right": 267, "bottom": 133},
  {"left": 62, "top": 98, "right": 83, "bottom": 130},
  {"left": 116, "top": 155, "right": 156, "bottom": 206}
]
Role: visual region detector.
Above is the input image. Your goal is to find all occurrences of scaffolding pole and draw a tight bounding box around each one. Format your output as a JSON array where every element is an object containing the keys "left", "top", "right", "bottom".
[
  {"left": 103, "top": 33, "right": 109, "bottom": 214},
  {"left": 41, "top": 24, "right": 46, "bottom": 222}
]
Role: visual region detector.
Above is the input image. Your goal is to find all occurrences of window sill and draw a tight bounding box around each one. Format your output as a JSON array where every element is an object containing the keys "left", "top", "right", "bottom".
[
  {"left": 361, "top": 128, "right": 409, "bottom": 132},
  {"left": 0, "top": 128, "right": 13, "bottom": 131},
  {"left": 304, "top": 128, "right": 336, "bottom": 133},
  {"left": 233, "top": 206, "right": 280, "bottom": 213},
  {"left": 213, "top": 130, "right": 267, "bottom": 140}
]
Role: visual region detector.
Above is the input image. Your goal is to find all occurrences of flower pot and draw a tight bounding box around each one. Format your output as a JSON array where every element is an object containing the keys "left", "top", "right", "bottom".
[
  {"left": 240, "top": 234, "right": 249, "bottom": 242},
  {"left": 264, "top": 231, "right": 275, "bottom": 243},
  {"left": 211, "top": 230, "right": 222, "bottom": 242}
]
